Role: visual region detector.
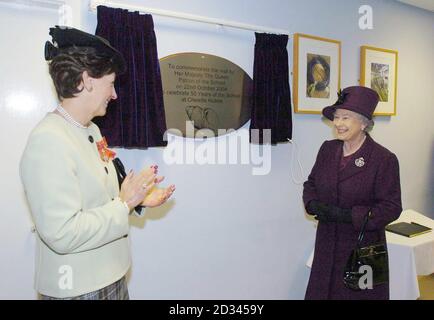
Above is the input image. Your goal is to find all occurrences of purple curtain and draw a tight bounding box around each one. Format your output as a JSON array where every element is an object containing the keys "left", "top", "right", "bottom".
[
  {"left": 250, "top": 33, "right": 292, "bottom": 144},
  {"left": 95, "top": 6, "right": 167, "bottom": 148}
]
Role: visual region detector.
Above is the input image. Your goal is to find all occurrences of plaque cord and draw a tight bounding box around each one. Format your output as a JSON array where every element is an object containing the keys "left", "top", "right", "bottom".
[{"left": 288, "top": 138, "right": 306, "bottom": 185}]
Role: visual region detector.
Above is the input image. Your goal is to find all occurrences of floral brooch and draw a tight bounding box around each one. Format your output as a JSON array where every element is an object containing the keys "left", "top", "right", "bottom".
[
  {"left": 354, "top": 157, "right": 365, "bottom": 168},
  {"left": 96, "top": 137, "right": 116, "bottom": 162}
]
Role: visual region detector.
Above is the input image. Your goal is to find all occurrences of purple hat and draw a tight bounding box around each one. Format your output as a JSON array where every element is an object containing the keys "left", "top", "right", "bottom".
[{"left": 322, "top": 86, "right": 379, "bottom": 121}]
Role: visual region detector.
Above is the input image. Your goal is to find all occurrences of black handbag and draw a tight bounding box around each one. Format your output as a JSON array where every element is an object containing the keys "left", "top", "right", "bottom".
[
  {"left": 112, "top": 157, "right": 127, "bottom": 189},
  {"left": 343, "top": 214, "right": 389, "bottom": 290},
  {"left": 112, "top": 157, "right": 145, "bottom": 214}
]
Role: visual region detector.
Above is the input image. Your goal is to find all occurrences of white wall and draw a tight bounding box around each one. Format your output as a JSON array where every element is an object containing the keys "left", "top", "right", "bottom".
[
  {"left": 0, "top": 2, "right": 60, "bottom": 299},
  {"left": 0, "top": 0, "right": 433, "bottom": 299}
]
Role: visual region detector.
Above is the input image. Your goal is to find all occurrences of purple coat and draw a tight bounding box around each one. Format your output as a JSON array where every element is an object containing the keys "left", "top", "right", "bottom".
[{"left": 303, "top": 134, "right": 402, "bottom": 300}]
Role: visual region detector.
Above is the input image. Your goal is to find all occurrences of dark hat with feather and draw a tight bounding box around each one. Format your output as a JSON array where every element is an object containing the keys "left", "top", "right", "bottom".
[
  {"left": 322, "top": 86, "right": 380, "bottom": 120},
  {"left": 44, "top": 25, "right": 125, "bottom": 72}
]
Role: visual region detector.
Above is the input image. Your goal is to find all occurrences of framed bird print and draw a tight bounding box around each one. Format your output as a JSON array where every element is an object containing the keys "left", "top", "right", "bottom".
[
  {"left": 293, "top": 33, "right": 341, "bottom": 114},
  {"left": 360, "top": 46, "right": 398, "bottom": 116}
]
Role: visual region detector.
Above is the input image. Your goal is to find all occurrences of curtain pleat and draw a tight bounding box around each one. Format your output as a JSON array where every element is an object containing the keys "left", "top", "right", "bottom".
[
  {"left": 250, "top": 33, "right": 292, "bottom": 144},
  {"left": 94, "top": 6, "right": 167, "bottom": 148}
]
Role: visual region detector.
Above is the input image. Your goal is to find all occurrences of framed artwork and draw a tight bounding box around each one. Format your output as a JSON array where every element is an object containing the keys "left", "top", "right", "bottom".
[
  {"left": 293, "top": 33, "right": 341, "bottom": 114},
  {"left": 360, "top": 46, "right": 398, "bottom": 116}
]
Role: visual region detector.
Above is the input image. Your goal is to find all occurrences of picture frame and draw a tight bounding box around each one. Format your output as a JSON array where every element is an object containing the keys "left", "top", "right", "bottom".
[
  {"left": 293, "top": 33, "right": 341, "bottom": 114},
  {"left": 360, "top": 46, "right": 398, "bottom": 116}
]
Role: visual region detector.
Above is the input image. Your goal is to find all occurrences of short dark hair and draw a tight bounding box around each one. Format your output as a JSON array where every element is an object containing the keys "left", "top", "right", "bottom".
[{"left": 48, "top": 46, "right": 124, "bottom": 100}]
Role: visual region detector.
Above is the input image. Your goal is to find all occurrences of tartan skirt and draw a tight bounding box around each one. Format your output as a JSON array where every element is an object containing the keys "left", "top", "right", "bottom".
[{"left": 40, "top": 276, "right": 129, "bottom": 300}]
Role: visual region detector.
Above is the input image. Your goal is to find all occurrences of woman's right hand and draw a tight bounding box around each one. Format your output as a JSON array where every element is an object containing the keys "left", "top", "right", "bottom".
[{"left": 119, "top": 166, "right": 157, "bottom": 210}]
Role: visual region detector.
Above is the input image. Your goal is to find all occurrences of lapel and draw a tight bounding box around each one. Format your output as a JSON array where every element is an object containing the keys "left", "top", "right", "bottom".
[{"left": 338, "top": 134, "right": 375, "bottom": 183}]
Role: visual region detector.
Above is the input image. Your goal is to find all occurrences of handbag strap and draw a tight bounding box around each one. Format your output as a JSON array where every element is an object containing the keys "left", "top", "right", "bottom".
[
  {"left": 112, "top": 157, "right": 127, "bottom": 189},
  {"left": 356, "top": 213, "right": 370, "bottom": 249}
]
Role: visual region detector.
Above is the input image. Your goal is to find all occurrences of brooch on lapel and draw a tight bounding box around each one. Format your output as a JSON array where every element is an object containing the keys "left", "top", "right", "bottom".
[
  {"left": 354, "top": 157, "right": 365, "bottom": 168},
  {"left": 96, "top": 137, "right": 116, "bottom": 162}
]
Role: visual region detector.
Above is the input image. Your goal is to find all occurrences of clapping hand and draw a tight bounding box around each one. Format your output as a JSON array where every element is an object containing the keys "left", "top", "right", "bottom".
[
  {"left": 140, "top": 165, "right": 176, "bottom": 207},
  {"left": 119, "top": 165, "right": 158, "bottom": 210},
  {"left": 141, "top": 184, "right": 176, "bottom": 208},
  {"left": 120, "top": 164, "right": 175, "bottom": 209}
]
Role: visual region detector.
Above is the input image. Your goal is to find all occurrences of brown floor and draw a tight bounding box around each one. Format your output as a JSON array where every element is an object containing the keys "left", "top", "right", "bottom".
[{"left": 418, "top": 274, "right": 434, "bottom": 300}]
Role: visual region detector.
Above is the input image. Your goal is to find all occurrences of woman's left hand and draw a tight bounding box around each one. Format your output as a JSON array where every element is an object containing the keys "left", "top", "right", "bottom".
[{"left": 141, "top": 184, "right": 176, "bottom": 208}]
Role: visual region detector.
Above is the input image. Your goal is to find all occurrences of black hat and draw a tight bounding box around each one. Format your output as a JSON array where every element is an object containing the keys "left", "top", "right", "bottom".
[{"left": 44, "top": 25, "right": 125, "bottom": 72}]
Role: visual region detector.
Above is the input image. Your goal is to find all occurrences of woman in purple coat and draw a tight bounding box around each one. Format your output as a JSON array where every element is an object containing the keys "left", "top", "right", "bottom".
[{"left": 303, "top": 86, "right": 402, "bottom": 300}]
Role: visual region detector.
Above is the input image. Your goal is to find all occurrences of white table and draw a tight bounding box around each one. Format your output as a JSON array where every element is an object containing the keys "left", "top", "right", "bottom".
[
  {"left": 306, "top": 209, "right": 434, "bottom": 300},
  {"left": 386, "top": 209, "right": 434, "bottom": 299}
]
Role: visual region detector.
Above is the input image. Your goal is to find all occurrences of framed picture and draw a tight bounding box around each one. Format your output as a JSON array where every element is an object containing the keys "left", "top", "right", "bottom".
[
  {"left": 360, "top": 46, "right": 398, "bottom": 116},
  {"left": 293, "top": 33, "right": 341, "bottom": 114}
]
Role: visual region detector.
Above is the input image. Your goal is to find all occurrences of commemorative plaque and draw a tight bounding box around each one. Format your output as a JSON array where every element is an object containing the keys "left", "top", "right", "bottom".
[{"left": 160, "top": 52, "right": 252, "bottom": 137}]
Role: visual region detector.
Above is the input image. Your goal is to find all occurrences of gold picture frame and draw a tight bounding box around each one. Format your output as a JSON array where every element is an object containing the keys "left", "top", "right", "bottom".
[
  {"left": 293, "top": 33, "right": 341, "bottom": 114},
  {"left": 360, "top": 46, "right": 398, "bottom": 116}
]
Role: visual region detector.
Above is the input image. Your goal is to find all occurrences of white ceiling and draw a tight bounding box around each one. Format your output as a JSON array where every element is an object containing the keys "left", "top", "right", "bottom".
[{"left": 396, "top": 0, "right": 434, "bottom": 12}]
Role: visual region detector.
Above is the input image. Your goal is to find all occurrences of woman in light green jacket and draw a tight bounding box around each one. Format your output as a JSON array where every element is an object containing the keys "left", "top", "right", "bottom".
[{"left": 20, "top": 26, "right": 175, "bottom": 300}]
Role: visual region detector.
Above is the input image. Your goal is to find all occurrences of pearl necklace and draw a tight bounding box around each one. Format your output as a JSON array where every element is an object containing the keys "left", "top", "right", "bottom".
[{"left": 56, "top": 104, "right": 88, "bottom": 129}]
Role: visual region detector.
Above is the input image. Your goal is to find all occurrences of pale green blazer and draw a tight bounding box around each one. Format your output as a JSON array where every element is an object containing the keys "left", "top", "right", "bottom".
[{"left": 20, "top": 113, "right": 139, "bottom": 298}]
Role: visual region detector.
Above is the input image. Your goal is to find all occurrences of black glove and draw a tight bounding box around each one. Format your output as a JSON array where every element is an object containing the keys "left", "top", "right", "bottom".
[
  {"left": 307, "top": 200, "right": 352, "bottom": 223},
  {"left": 326, "top": 204, "right": 352, "bottom": 223}
]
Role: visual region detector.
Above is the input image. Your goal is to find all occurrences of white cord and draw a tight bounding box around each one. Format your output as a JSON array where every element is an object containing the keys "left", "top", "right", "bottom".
[{"left": 288, "top": 138, "right": 306, "bottom": 185}]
